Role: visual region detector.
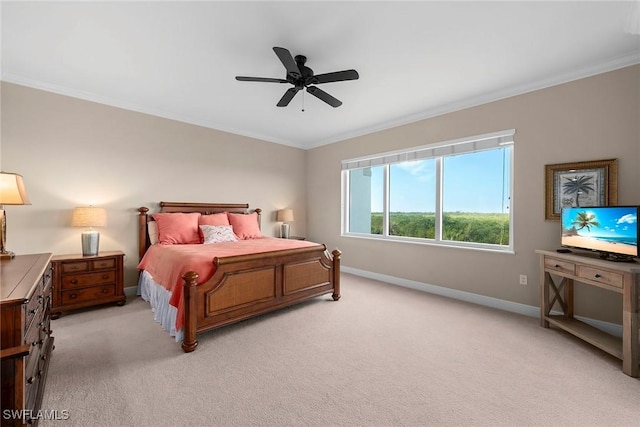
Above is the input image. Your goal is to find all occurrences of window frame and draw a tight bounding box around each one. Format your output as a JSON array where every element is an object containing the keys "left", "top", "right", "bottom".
[{"left": 341, "top": 130, "right": 515, "bottom": 253}]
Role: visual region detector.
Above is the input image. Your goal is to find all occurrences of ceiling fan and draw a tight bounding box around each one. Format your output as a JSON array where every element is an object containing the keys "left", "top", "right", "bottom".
[{"left": 235, "top": 47, "right": 359, "bottom": 108}]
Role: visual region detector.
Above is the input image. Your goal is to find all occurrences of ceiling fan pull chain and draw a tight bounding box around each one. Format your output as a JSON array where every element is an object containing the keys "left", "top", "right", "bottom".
[{"left": 302, "top": 90, "right": 305, "bottom": 112}]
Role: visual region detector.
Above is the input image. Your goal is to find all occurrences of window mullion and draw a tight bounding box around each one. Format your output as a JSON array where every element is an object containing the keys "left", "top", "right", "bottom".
[
  {"left": 383, "top": 164, "right": 390, "bottom": 236},
  {"left": 435, "top": 156, "right": 442, "bottom": 241}
]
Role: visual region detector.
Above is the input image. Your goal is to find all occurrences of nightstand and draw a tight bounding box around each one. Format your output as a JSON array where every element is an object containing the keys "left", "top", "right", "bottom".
[{"left": 51, "top": 251, "right": 126, "bottom": 319}]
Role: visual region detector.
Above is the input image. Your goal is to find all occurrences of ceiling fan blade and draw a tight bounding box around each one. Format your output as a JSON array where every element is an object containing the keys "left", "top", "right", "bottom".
[
  {"left": 308, "top": 69, "right": 359, "bottom": 85},
  {"left": 273, "top": 47, "right": 301, "bottom": 79},
  {"left": 306, "top": 86, "right": 342, "bottom": 108},
  {"left": 277, "top": 87, "right": 300, "bottom": 107},
  {"left": 236, "top": 76, "right": 288, "bottom": 83}
]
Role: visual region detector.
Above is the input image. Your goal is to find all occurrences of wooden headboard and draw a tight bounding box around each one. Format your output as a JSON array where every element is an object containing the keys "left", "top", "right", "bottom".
[{"left": 137, "top": 202, "right": 262, "bottom": 261}]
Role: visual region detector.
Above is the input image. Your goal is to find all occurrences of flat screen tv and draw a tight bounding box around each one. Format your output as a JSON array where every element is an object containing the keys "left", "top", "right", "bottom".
[{"left": 561, "top": 205, "right": 639, "bottom": 262}]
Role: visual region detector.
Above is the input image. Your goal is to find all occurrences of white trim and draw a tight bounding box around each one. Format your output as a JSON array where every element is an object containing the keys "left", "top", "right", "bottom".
[
  {"left": 342, "top": 266, "right": 623, "bottom": 337},
  {"left": 124, "top": 286, "right": 138, "bottom": 297}
]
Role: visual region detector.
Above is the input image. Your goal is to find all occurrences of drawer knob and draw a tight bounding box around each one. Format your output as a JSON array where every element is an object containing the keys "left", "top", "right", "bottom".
[
  {"left": 554, "top": 264, "right": 561, "bottom": 268},
  {"left": 70, "top": 279, "right": 78, "bottom": 284},
  {"left": 594, "top": 273, "right": 601, "bottom": 278},
  {"left": 27, "top": 376, "right": 35, "bottom": 384},
  {"left": 29, "top": 309, "right": 37, "bottom": 315},
  {"left": 70, "top": 294, "right": 77, "bottom": 299},
  {"left": 102, "top": 288, "right": 109, "bottom": 294},
  {"left": 102, "top": 274, "right": 109, "bottom": 279}
]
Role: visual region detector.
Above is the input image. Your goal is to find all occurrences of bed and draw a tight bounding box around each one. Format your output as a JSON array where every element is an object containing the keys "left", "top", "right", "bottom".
[{"left": 137, "top": 202, "right": 341, "bottom": 352}]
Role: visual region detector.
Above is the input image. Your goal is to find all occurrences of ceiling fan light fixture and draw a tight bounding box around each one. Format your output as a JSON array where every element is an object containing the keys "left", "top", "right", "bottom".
[{"left": 235, "top": 46, "right": 358, "bottom": 108}]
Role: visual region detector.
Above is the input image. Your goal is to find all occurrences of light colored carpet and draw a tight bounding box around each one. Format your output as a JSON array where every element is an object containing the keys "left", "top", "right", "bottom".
[{"left": 41, "top": 273, "right": 639, "bottom": 426}]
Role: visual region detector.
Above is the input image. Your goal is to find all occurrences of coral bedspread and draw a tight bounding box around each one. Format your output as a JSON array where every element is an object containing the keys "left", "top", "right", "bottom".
[{"left": 137, "top": 237, "right": 319, "bottom": 331}]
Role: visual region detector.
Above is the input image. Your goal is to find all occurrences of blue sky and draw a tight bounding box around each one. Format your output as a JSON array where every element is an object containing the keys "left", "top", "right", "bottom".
[{"left": 371, "top": 148, "right": 511, "bottom": 213}]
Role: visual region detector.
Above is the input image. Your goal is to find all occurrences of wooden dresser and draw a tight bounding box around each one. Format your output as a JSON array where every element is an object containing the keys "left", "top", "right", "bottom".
[
  {"left": 1, "top": 253, "right": 54, "bottom": 426},
  {"left": 51, "top": 251, "right": 125, "bottom": 318}
]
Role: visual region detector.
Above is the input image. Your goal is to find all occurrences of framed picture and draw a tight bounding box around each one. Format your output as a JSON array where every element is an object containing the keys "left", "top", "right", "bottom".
[{"left": 544, "top": 159, "right": 618, "bottom": 220}]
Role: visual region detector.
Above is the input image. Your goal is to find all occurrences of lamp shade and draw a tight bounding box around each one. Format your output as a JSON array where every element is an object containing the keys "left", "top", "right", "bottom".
[
  {"left": 277, "top": 209, "right": 294, "bottom": 222},
  {"left": 0, "top": 172, "right": 31, "bottom": 205},
  {"left": 72, "top": 206, "right": 107, "bottom": 228}
]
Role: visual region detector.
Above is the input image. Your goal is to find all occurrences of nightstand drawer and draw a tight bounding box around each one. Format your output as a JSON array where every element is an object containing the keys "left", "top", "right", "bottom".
[
  {"left": 93, "top": 258, "right": 116, "bottom": 270},
  {"left": 62, "top": 271, "right": 116, "bottom": 289},
  {"left": 61, "top": 261, "right": 89, "bottom": 273},
  {"left": 61, "top": 284, "right": 116, "bottom": 305}
]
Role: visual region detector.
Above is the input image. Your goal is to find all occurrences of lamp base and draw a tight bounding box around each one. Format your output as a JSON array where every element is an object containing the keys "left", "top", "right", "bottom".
[
  {"left": 0, "top": 251, "right": 16, "bottom": 260},
  {"left": 281, "top": 223, "right": 290, "bottom": 239},
  {"left": 81, "top": 231, "right": 100, "bottom": 257}
]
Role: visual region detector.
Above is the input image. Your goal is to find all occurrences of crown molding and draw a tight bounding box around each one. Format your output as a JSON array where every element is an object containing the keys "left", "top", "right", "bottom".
[{"left": 4, "top": 50, "right": 639, "bottom": 151}]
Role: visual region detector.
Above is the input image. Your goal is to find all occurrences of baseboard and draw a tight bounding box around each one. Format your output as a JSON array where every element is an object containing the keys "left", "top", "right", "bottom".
[
  {"left": 124, "top": 286, "right": 138, "bottom": 297},
  {"left": 341, "top": 266, "right": 623, "bottom": 337}
]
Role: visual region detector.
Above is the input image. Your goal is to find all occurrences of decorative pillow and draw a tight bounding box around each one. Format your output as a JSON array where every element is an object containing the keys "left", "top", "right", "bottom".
[
  {"left": 148, "top": 220, "right": 158, "bottom": 245},
  {"left": 152, "top": 212, "right": 201, "bottom": 244},
  {"left": 228, "top": 212, "right": 262, "bottom": 240},
  {"left": 200, "top": 225, "right": 238, "bottom": 244},
  {"left": 199, "top": 212, "right": 229, "bottom": 226}
]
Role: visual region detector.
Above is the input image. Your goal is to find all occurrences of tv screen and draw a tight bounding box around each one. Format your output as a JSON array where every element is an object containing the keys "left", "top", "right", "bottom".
[{"left": 561, "top": 206, "right": 639, "bottom": 260}]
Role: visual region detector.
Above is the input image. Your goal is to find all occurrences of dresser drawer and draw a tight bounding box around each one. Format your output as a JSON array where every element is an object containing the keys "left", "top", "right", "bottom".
[
  {"left": 576, "top": 265, "right": 623, "bottom": 288},
  {"left": 61, "top": 284, "right": 116, "bottom": 305},
  {"left": 544, "top": 257, "right": 576, "bottom": 275},
  {"left": 25, "top": 288, "right": 43, "bottom": 332},
  {"left": 24, "top": 315, "right": 41, "bottom": 349},
  {"left": 62, "top": 271, "right": 116, "bottom": 289},
  {"left": 61, "top": 261, "right": 89, "bottom": 273}
]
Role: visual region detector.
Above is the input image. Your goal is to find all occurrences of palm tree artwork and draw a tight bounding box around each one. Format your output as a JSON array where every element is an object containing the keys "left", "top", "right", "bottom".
[
  {"left": 571, "top": 211, "right": 600, "bottom": 232},
  {"left": 562, "top": 175, "right": 595, "bottom": 207}
]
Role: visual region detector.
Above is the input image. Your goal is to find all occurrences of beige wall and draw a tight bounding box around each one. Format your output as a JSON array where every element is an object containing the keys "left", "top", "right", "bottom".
[
  {"left": 2, "top": 66, "right": 638, "bottom": 324},
  {"left": 1, "top": 83, "right": 308, "bottom": 288},
  {"left": 306, "top": 65, "right": 640, "bottom": 324}
]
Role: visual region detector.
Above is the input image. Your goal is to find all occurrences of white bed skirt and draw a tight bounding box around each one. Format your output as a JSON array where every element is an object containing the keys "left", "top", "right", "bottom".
[{"left": 138, "top": 270, "right": 183, "bottom": 342}]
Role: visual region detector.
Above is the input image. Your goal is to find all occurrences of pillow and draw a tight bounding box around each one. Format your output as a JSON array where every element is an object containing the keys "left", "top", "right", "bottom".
[
  {"left": 148, "top": 220, "right": 158, "bottom": 245},
  {"left": 199, "top": 212, "right": 229, "bottom": 226},
  {"left": 200, "top": 225, "right": 238, "bottom": 244},
  {"left": 228, "top": 212, "right": 262, "bottom": 240},
  {"left": 152, "top": 212, "right": 201, "bottom": 244}
]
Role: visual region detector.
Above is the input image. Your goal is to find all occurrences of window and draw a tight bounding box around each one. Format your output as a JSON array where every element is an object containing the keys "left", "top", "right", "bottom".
[{"left": 341, "top": 130, "right": 514, "bottom": 252}]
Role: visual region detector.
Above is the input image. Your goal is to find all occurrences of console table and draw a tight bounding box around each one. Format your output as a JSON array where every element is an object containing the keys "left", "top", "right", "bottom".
[{"left": 537, "top": 249, "right": 639, "bottom": 377}]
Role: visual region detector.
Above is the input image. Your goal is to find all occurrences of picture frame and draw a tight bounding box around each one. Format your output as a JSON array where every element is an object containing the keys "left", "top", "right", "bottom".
[{"left": 544, "top": 159, "right": 618, "bottom": 220}]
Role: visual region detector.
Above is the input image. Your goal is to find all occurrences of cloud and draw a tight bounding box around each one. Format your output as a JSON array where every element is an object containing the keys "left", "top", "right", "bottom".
[{"left": 617, "top": 214, "right": 637, "bottom": 225}]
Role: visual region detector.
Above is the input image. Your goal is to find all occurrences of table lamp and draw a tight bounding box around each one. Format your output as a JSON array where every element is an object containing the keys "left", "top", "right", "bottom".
[
  {"left": 72, "top": 206, "right": 107, "bottom": 256},
  {"left": 0, "top": 172, "right": 31, "bottom": 259},
  {"left": 276, "top": 209, "right": 294, "bottom": 239}
]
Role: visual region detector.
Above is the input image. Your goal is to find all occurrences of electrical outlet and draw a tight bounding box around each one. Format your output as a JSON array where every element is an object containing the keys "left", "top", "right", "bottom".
[{"left": 519, "top": 274, "right": 528, "bottom": 285}]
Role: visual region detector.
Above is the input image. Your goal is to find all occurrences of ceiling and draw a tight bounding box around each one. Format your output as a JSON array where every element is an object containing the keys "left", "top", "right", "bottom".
[{"left": 2, "top": 1, "right": 639, "bottom": 149}]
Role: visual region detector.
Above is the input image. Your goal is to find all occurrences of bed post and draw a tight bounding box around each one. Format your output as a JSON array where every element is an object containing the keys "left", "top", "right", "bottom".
[
  {"left": 332, "top": 249, "right": 341, "bottom": 301},
  {"left": 254, "top": 208, "right": 262, "bottom": 229},
  {"left": 181, "top": 271, "right": 199, "bottom": 353},
  {"left": 138, "top": 207, "right": 149, "bottom": 261}
]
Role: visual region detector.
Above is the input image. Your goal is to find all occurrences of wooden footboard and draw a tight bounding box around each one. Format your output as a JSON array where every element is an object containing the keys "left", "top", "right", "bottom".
[
  {"left": 138, "top": 202, "right": 341, "bottom": 353},
  {"left": 181, "top": 245, "right": 340, "bottom": 352}
]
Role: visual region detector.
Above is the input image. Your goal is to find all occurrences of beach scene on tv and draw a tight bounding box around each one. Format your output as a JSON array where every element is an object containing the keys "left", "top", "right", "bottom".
[{"left": 561, "top": 207, "right": 638, "bottom": 256}]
